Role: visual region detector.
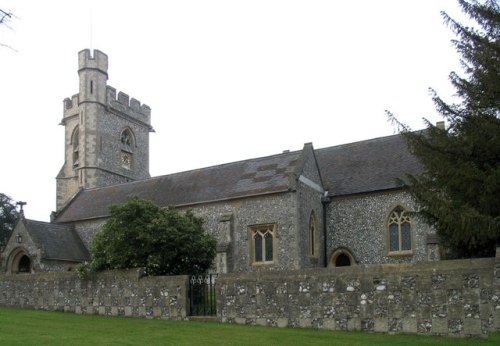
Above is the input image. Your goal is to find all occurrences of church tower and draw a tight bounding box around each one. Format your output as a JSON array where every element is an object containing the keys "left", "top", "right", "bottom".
[{"left": 56, "top": 49, "right": 153, "bottom": 211}]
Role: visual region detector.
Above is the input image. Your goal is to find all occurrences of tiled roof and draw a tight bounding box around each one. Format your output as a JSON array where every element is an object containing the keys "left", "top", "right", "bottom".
[
  {"left": 25, "top": 219, "right": 90, "bottom": 261},
  {"left": 55, "top": 134, "right": 422, "bottom": 223},
  {"left": 315, "top": 134, "right": 422, "bottom": 196},
  {"left": 55, "top": 150, "right": 302, "bottom": 222}
]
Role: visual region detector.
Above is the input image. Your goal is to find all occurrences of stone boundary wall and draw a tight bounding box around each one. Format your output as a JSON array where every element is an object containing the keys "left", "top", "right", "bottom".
[
  {"left": 1, "top": 255, "right": 499, "bottom": 337},
  {"left": 217, "top": 253, "right": 500, "bottom": 337},
  {"left": 0, "top": 269, "right": 189, "bottom": 320}
]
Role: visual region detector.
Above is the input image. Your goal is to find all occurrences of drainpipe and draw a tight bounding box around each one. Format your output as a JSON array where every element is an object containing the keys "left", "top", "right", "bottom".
[{"left": 321, "top": 191, "right": 330, "bottom": 268}]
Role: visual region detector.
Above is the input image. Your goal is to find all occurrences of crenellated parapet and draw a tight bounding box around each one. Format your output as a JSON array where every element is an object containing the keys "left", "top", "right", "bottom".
[
  {"left": 61, "top": 95, "right": 80, "bottom": 123},
  {"left": 61, "top": 86, "right": 151, "bottom": 126},
  {"left": 106, "top": 86, "right": 151, "bottom": 126},
  {"left": 78, "top": 49, "right": 108, "bottom": 75}
]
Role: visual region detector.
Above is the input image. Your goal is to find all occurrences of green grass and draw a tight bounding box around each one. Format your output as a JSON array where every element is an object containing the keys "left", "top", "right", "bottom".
[{"left": 0, "top": 307, "right": 499, "bottom": 345}]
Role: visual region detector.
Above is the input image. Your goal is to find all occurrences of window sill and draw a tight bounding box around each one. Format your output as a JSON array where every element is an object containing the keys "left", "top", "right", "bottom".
[
  {"left": 388, "top": 251, "right": 413, "bottom": 257},
  {"left": 251, "top": 261, "right": 274, "bottom": 267}
]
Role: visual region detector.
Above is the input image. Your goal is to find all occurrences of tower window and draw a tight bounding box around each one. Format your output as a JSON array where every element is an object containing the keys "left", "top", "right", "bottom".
[
  {"left": 120, "top": 128, "right": 134, "bottom": 151},
  {"left": 120, "top": 128, "right": 134, "bottom": 170},
  {"left": 72, "top": 127, "right": 79, "bottom": 167}
]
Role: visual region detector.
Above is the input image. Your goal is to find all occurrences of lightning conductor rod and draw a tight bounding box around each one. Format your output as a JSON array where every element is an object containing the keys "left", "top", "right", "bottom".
[{"left": 89, "top": 8, "right": 93, "bottom": 52}]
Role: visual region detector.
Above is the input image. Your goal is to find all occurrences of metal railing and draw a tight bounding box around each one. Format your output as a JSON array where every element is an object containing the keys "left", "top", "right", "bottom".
[{"left": 189, "top": 274, "right": 217, "bottom": 316}]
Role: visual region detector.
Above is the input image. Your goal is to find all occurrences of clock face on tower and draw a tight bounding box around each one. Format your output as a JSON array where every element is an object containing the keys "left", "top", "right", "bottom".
[{"left": 121, "top": 151, "right": 131, "bottom": 169}]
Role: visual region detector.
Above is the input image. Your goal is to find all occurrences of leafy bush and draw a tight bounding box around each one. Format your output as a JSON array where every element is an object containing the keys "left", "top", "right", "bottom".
[{"left": 84, "top": 197, "right": 216, "bottom": 276}]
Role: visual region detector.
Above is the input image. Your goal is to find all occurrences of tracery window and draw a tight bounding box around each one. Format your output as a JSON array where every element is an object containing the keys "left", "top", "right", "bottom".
[
  {"left": 121, "top": 129, "right": 133, "bottom": 148},
  {"left": 388, "top": 206, "right": 412, "bottom": 254},
  {"left": 120, "top": 128, "right": 134, "bottom": 169},
  {"left": 249, "top": 224, "right": 275, "bottom": 264},
  {"left": 120, "top": 128, "right": 134, "bottom": 151}
]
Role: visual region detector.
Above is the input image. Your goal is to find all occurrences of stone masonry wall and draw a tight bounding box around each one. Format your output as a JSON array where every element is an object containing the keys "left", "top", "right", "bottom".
[
  {"left": 0, "top": 254, "right": 499, "bottom": 337},
  {"left": 0, "top": 269, "right": 189, "bottom": 320},
  {"left": 217, "top": 252, "right": 500, "bottom": 337},
  {"left": 327, "top": 190, "right": 434, "bottom": 265}
]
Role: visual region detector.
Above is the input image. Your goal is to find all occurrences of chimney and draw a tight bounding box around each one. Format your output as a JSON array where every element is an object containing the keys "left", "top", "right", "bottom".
[{"left": 436, "top": 121, "right": 445, "bottom": 130}]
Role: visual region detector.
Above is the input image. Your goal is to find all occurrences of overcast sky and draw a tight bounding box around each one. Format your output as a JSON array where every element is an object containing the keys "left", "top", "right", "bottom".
[{"left": 1, "top": 1, "right": 465, "bottom": 221}]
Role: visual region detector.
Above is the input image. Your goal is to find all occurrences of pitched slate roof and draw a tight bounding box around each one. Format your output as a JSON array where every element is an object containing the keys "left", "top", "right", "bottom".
[
  {"left": 24, "top": 219, "right": 90, "bottom": 261},
  {"left": 55, "top": 134, "right": 422, "bottom": 223},
  {"left": 315, "top": 134, "right": 422, "bottom": 196},
  {"left": 55, "top": 150, "right": 302, "bottom": 222}
]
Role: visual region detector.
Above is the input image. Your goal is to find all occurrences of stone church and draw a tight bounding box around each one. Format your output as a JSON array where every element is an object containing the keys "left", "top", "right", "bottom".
[{"left": 1, "top": 49, "right": 440, "bottom": 274}]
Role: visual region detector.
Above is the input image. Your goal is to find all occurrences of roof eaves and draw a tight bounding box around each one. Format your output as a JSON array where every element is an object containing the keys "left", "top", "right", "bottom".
[
  {"left": 41, "top": 257, "right": 88, "bottom": 262},
  {"left": 57, "top": 188, "right": 294, "bottom": 223}
]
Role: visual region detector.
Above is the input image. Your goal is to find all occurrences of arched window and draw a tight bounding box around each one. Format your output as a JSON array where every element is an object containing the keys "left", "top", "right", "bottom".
[
  {"left": 309, "top": 211, "right": 318, "bottom": 257},
  {"left": 120, "top": 128, "right": 134, "bottom": 152},
  {"left": 249, "top": 224, "right": 275, "bottom": 265},
  {"left": 71, "top": 126, "right": 79, "bottom": 167},
  {"left": 329, "top": 248, "right": 356, "bottom": 267},
  {"left": 388, "top": 206, "right": 412, "bottom": 254},
  {"left": 120, "top": 128, "right": 135, "bottom": 170},
  {"left": 335, "top": 253, "right": 351, "bottom": 267}
]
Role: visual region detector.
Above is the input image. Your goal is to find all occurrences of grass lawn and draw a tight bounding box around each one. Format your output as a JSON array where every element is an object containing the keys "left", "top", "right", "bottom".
[{"left": 0, "top": 307, "right": 499, "bottom": 345}]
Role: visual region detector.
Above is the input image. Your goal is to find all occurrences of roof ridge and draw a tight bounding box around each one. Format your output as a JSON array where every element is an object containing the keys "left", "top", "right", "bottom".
[
  {"left": 26, "top": 219, "right": 72, "bottom": 229},
  {"left": 315, "top": 133, "right": 404, "bottom": 152}
]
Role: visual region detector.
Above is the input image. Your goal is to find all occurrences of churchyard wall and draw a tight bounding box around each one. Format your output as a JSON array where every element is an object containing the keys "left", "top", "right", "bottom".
[
  {"left": 0, "top": 252, "right": 499, "bottom": 337},
  {"left": 218, "top": 251, "right": 500, "bottom": 337},
  {"left": 0, "top": 269, "right": 189, "bottom": 319}
]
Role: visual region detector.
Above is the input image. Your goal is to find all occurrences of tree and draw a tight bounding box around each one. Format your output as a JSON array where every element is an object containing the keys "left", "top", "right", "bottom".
[
  {"left": 0, "top": 193, "right": 19, "bottom": 247},
  {"left": 86, "top": 197, "right": 216, "bottom": 276},
  {"left": 389, "top": 0, "right": 500, "bottom": 258},
  {"left": 0, "top": 9, "right": 17, "bottom": 52}
]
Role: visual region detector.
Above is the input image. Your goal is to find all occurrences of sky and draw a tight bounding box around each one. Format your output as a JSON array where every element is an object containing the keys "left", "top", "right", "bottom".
[{"left": 0, "top": 0, "right": 466, "bottom": 222}]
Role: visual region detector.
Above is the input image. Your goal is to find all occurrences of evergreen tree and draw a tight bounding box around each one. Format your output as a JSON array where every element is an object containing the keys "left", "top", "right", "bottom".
[
  {"left": 84, "top": 197, "right": 216, "bottom": 276},
  {"left": 0, "top": 193, "right": 18, "bottom": 247},
  {"left": 390, "top": 0, "right": 500, "bottom": 258}
]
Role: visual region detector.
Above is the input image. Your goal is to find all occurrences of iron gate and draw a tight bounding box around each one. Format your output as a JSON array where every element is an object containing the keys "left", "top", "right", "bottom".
[{"left": 189, "top": 274, "right": 217, "bottom": 316}]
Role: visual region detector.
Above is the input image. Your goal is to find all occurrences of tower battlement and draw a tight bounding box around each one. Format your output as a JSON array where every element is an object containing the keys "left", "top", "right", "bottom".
[
  {"left": 63, "top": 94, "right": 80, "bottom": 117},
  {"left": 62, "top": 87, "right": 151, "bottom": 126},
  {"left": 78, "top": 49, "right": 108, "bottom": 75},
  {"left": 106, "top": 86, "right": 151, "bottom": 125},
  {"left": 63, "top": 48, "right": 151, "bottom": 127}
]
